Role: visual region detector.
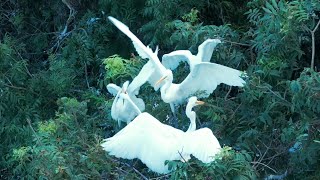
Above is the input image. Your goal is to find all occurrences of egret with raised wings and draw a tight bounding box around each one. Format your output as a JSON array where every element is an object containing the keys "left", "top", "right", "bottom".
[
  {"left": 108, "top": 16, "right": 166, "bottom": 95},
  {"left": 101, "top": 95, "right": 221, "bottom": 174},
  {"left": 156, "top": 62, "right": 246, "bottom": 112},
  {"left": 107, "top": 81, "right": 144, "bottom": 126},
  {"left": 162, "top": 38, "right": 221, "bottom": 71},
  {"left": 108, "top": 16, "right": 246, "bottom": 116}
]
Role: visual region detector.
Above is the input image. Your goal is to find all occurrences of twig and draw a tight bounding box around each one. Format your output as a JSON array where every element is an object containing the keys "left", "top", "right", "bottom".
[
  {"left": 149, "top": 174, "right": 170, "bottom": 180},
  {"left": 251, "top": 161, "right": 277, "bottom": 173},
  {"left": 110, "top": 158, "right": 148, "bottom": 180},
  {"left": 222, "top": 39, "right": 251, "bottom": 47},
  {"left": 256, "top": 85, "right": 292, "bottom": 106},
  {"left": 224, "top": 86, "right": 232, "bottom": 100},
  {"left": 26, "top": 118, "right": 43, "bottom": 146},
  {"left": 84, "top": 61, "right": 90, "bottom": 88},
  {"left": 122, "top": 162, "right": 148, "bottom": 180},
  {"left": 310, "top": 19, "right": 320, "bottom": 70},
  {"left": 177, "top": 150, "right": 190, "bottom": 163},
  {"left": 2, "top": 82, "right": 27, "bottom": 91}
]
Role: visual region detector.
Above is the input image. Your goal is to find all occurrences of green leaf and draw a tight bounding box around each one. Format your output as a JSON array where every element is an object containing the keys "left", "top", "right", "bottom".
[
  {"left": 290, "top": 80, "right": 302, "bottom": 93},
  {"left": 262, "top": 7, "right": 273, "bottom": 14},
  {"left": 271, "top": 0, "right": 278, "bottom": 10}
]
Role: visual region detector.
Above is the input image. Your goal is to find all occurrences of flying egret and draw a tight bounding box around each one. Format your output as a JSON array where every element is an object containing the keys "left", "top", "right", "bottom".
[
  {"left": 162, "top": 39, "right": 222, "bottom": 71},
  {"left": 101, "top": 95, "right": 221, "bottom": 174},
  {"left": 107, "top": 81, "right": 145, "bottom": 126},
  {"left": 108, "top": 16, "right": 166, "bottom": 95}
]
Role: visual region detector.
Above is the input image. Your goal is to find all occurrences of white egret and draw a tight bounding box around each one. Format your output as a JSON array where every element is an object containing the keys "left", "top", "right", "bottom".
[
  {"left": 162, "top": 39, "right": 222, "bottom": 71},
  {"left": 108, "top": 16, "right": 166, "bottom": 95},
  {"left": 107, "top": 81, "right": 145, "bottom": 126},
  {"left": 101, "top": 96, "right": 221, "bottom": 174},
  {"left": 156, "top": 62, "right": 246, "bottom": 114},
  {"left": 108, "top": 16, "right": 246, "bottom": 117}
]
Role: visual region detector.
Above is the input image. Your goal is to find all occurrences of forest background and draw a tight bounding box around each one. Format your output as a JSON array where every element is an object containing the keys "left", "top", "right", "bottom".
[{"left": 0, "top": 0, "right": 320, "bottom": 179}]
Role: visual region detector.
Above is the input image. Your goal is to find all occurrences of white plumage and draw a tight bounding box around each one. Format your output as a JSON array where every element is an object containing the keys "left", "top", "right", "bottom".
[
  {"left": 101, "top": 95, "right": 221, "bottom": 174},
  {"left": 157, "top": 62, "right": 246, "bottom": 109},
  {"left": 162, "top": 39, "right": 222, "bottom": 71},
  {"left": 107, "top": 81, "right": 145, "bottom": 126},
  {"left": 108, "top": 16, "right": 246, "bottom": 116},
  {"left": 108, "top": 16, "right": 166, "bottom": 95}
]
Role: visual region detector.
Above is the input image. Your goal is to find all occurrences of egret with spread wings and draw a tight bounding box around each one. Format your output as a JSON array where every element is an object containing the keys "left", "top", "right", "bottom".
[
  {"left": 162, "top": 38, "right": 222, "bottom": 71},
  {"left": 108, "top": 16, "right": 166, "bottom": 95},
  {"left": 101, "top": 96, "right": 221, "bottom": 174},
  {"left": 108, "top": 16, "right": 246, "bottom": 116}
]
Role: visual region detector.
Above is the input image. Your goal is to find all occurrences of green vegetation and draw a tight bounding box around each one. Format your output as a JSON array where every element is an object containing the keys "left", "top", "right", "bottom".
[{"left": 1, "top": 0, "right": 320, "bottom": 179}]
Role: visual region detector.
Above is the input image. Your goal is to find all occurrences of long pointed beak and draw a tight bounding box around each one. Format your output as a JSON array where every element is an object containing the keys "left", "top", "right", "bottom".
[
  {"left": 196, "top": 100, "right": 205, "bottom": 105},
  {"left": 156, "top": 76, "right": 167, "bottom": 86}
]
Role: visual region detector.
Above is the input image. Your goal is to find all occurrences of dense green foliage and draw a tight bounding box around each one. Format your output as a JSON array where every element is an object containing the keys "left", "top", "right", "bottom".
[{"left": 1, "top": 0, "right": 320, "bottom": 179}]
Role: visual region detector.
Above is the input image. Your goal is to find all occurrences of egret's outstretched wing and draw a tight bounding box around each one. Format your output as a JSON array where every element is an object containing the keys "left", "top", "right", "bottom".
[
  {"left": 183, "top": 128, "right": 221, "bottom": 163},
  {"left": 101, "top": 112, "right": 183, "bottom": 174},
  {"left": 197, "top": 39, "right": 221, "bottom": 62},
  {"left": 128, "top": 60, "right": 164, "bottom": 94},
  {"left": 108, "top": 16, "right": 166, "bottom": 71},
  {"left": 106, "top": 83, "right": 121, "bottom": 96},
  {"left": 177, "top": 62, "right": 246, "bottom": 99},
  {"left": 108, "top": 16, "right": 166, "bottom": 94},
  {"left": 162, "top": 50, "right": 192, "bottom": 70},
  {"left": 108, "top": 16, "right": 150, "bottom": 59}
]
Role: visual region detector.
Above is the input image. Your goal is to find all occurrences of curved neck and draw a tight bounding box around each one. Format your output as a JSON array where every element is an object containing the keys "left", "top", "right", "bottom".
[
  {"left": 121, "top": 93, "right": 141, "bottom": 114},
  {"left": 159, "top": 79, "right": 172, "bottom": 103},
  {"left": 186, "top": 104, "right": 196, "bottom": 132}
]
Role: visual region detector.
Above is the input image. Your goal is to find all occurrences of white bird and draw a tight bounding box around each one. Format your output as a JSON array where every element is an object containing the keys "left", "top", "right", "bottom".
[
  {"left": 156, "top": 62, "right": 246, "bottom": 114},
  {"left": 108, "top": 16, "right": 246, "bottom": 116},
  {"left": 101, "top": 95, "right": 221, "bottom": 174},
  {"left": 107, "top": 81, "right": 145, "bottom": 126},
  {"left": 108, "top": 16, "right": 166, "bottom": 95},
  {"left": 162, "top": 39, "right": 222, "bottom": 71}
]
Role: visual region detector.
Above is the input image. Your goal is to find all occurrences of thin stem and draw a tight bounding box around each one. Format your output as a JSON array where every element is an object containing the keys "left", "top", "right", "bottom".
[
  {"left": 310, "top": 19, "right": 320, "bottom": 70},
  {"left": 223, "top": 39, "right": 251, "bottom": 47},
  {"left": 26, "top": 118, "right": 43, "bottom": 146},
  {"left": 84, "top": 61, "right": 90, "bottom": 89},
  {"left": 251, "top": 161, "right": 277, "bottom": 173}
]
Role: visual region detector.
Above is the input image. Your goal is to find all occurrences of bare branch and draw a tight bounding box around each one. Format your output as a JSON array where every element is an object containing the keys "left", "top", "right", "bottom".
[
  {"left": 251, "top": 161, "right": 277, "bottom": 173},
  {"left": 310, "top": 19, "right": 320, "bottom": 70}
]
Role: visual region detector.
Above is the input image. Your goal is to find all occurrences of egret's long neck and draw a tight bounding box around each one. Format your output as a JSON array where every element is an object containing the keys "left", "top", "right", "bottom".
[
  {"left": 186, "top": 104, "right": 196, "bottom": 132},
  {"left": 122, "top": 94, "right": 141, "bottom": 114},
  {"left": 159, "top": 79, "right": 173, "bottom": 103}
]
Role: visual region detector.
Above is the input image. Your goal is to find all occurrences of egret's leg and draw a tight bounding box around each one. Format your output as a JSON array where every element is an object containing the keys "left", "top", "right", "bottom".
[{"left": 169, "top": 103, "right": 178, "bottom": 128}]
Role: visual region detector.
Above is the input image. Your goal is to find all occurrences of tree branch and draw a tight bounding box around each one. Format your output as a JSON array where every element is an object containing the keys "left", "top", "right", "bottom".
[{"left": 310, "top": 19, "right": 320, "bottom": 70}]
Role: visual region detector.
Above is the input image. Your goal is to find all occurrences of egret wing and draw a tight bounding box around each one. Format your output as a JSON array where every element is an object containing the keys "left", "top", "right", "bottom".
[
  {"left": 197, "top": 39, "right": 221, "bottom": 62},
  {"left": 101, "top": 112, "right": 183, "bottom": 173},
  {"left": 183, "top": 128, "right": 221, "bottom": 163},
  {"left": 177, "top": 62, "right": 246, "bottom": 99},
  {"left": 108, "top": 16, "right": 166, "bottom": 73},
  {"left": 128, "top": 60, "right": 164, "bottom": 94},
  {"left": 162, "top": 50, "right": 192, "bottom": 70}
]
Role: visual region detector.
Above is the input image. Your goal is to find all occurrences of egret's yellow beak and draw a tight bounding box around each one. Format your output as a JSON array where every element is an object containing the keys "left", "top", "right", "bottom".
[
  {"left": 156, "top": 76, "right": 167, "bottom": 86},
  {"left": 196, "top": 100, "right": 205, "bottom": 105}
]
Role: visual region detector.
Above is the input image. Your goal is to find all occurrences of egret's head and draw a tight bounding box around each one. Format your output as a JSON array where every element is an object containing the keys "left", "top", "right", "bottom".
[
  {"left": 121, "top": 81, "right": 129, "bottom": 93},
  {"left": 156, "top": 75, "right": 167, "bottom": 86},
  {"left": 156, "top": 70, "right": 173, "bottom": 86},
  {"left": 188, "top": 96, "right": 205, "bottom": 107}
]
